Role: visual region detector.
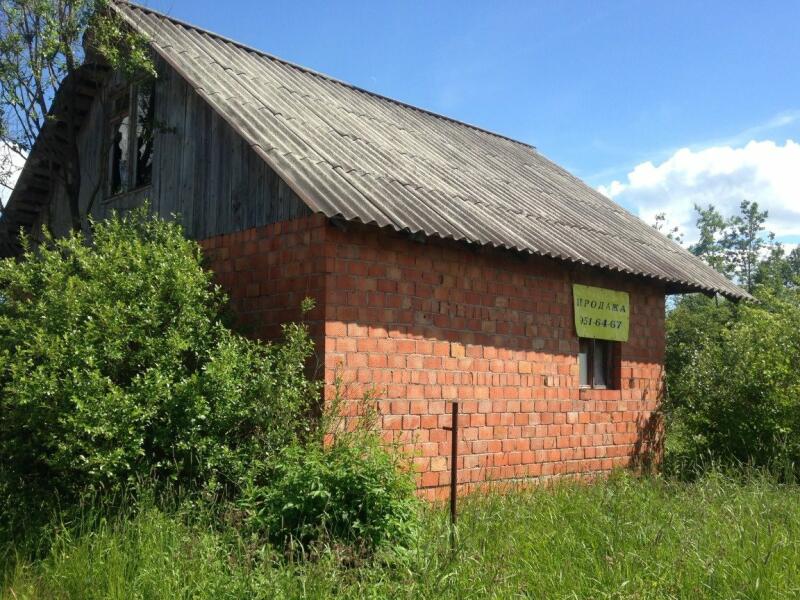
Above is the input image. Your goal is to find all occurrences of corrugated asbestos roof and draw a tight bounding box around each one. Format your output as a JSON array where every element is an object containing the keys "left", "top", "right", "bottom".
[{"left": 5, "top": 0, "right": 750, "bottom": 300}]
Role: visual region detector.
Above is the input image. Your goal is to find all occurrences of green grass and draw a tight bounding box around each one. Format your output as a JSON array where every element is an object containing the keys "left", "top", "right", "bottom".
[{"left": 3, "top": 471, "right": 800, "bottom": 599}]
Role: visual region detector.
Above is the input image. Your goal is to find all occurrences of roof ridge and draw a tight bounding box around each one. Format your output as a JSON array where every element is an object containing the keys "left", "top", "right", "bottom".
[{"left": 112, "top": 0, "right": 537, "bottom": 151}]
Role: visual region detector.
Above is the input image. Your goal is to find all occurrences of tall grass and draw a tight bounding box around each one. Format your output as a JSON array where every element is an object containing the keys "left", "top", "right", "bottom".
[{"left": 4, "top": 470, "right": 800, "bottom": 599}]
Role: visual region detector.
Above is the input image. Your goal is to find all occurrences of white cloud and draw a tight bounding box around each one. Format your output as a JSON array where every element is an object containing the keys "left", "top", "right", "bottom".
[
  {"left": 0, "top": 142, "right": 27, "bottom": 207},
  {"left": 598, "top": 139, "right": 800, "bottom": 243}
]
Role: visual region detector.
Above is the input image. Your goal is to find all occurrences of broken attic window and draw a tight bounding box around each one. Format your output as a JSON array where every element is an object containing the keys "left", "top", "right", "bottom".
[
  {"left": 109, "top": 114, "right": 131, "bottom": 196},
  {"left": 134, "top": 81, "right": 155, "bottom": 187}
]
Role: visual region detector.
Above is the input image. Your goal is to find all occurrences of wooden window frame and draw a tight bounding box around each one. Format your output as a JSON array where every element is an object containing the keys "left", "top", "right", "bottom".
[
  {"left": 132, "top": 80, "right": 156, "bottom": 189},
  {"left": 107, "top": 89, "right": 132, "bottom": 198},
  {"left": 106, "top": 81, "right": 155, "bottom": 199},
  {"left": 579, "top": 338, "right": 620, "bottom": 390}
]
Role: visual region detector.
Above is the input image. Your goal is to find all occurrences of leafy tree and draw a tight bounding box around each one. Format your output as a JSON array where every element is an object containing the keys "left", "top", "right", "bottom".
[
  {"left": 688, "top": 204, "right": 732, "bottom": 278},
  {"left": 664, "top": 289, "right": 800, "bottom": 476},
  {"left": 684, "top": 200, "right": 775, "bottom": 293},
  {"left": 724, "top": 200, "right": 769, "bottom": 293},
  {"left": 757, "top": 242, "right": 800, "bottom": 289},
  {"left": 663, "top": 201, "right": 800, "bottom": 477},
  {"left": 0, "top": 208, "right": 319, "bottom": 535},
  {"left": 652, "top": 212, "right": 684, "bottom": 245},
  {"left": 0, "top": 0, "right": 153, "bottom": 229},
  {"left": 788, "top": 247, "right": 800, "bottom": 286}
]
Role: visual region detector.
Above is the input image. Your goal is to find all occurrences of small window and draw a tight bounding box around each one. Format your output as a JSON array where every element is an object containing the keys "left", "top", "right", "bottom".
[
  {"left": 134, "top": 81, "right": 155, "bottom": 187},
  {"left": 109, "top": 114, "right": 131, "bottom": 196},
  {"left": 107, "top": 81, "right": 156, "bottom": 197},
  {"left": 579, "top": 338, "right": 618, "bottom": 389}
]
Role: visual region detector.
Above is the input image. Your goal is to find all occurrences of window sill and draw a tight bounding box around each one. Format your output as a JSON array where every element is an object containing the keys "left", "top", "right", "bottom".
[
  {"left": 579, "top": 387, "right": 623, "bottom": 401},
  {"left": 101, "top": 185, "right": 153, "bottom": 207}
]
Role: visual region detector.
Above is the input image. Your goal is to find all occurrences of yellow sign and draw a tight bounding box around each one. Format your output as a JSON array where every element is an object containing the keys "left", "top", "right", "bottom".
[{"left": 573, "top": 284, "right": 630, "bottom": 342}]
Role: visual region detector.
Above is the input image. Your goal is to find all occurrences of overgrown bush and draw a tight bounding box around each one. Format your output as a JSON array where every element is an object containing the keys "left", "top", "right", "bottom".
[
  {"left": 663, "top": 288, "right": 800, "bottom": 477},
  {"left": 0, "top": 209, "right": 318, "bottom": 535},
  {"left": 241, "top": 395, "right": 419, "bottom": 553}
]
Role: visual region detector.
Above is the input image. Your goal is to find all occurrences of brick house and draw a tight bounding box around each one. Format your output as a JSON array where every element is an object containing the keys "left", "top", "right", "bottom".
[{"left": 1, "top": 2, "right": 748, "bottom": 498}]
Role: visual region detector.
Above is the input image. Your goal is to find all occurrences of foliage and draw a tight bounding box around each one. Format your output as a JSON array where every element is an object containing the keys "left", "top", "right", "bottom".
[
  {"left": 90, "top": 8, "right": 157, "bottom": 80},
  {"left": 4, "top": 471, "right": 800, "bottom": 599},
  {"left": 663, "top": 201, "right": 800, "bottom": 477},
  {"left": 0, "top": 0, "right": 153, "bottom": 227},
  {"left": 687, "top": 200, "right": 771, "bottom": 293},
  {"left": 241, "top": 392, "right": 419, "bottom": 553},
  {"left": 688, "top": 203, "right": 731, "bottom": 275},
  {"left": 724, "top": 200, "right": 771, "bottom": 293},
  {"left": 664, "top": 288, "right": 800, "bottom": 476},
  {"left": 664, "top": 293, "right": 736, "bottom": 383},
  {"left": 757, "top": 241, "right": 800, "bottom": 289},
  {"left": 651, "top": 211, "right": 684, "bottom": 244},
  {"left": 0, "top": 208, "right": 318, "bottom": 536}
]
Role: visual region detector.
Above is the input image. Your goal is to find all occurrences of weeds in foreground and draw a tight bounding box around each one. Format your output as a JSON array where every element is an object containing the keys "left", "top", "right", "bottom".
[{"left": 3, "top": 469, "right": 800, "bottom": 599}]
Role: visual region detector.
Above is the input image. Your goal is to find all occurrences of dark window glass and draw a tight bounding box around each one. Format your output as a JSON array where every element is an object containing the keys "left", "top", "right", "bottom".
[
  {"left": 593, "top": 341, "right": 608, "bottom": 387},
  {"left": 107, "top": 81, "right": 156, "bottom": 197},
  {"left": 135, "top": 82, "right": 155, "bottom": 187},
  {"left": 109, "top": 114, "right": 130, "bottom": 196},
  {"left": 579, "top": 338, "right": 616, "bottom": 389}
]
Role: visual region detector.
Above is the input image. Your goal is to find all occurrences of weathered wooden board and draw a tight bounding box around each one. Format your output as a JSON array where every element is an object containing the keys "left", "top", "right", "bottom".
[{"left": 46, "top": 56, "right": 309, "bottom": 240}]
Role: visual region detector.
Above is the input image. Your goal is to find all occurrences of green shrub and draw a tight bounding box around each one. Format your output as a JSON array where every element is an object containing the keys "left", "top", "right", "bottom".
[
  {"left": 0, "top": 209, "right": 318, "bottom": 536},
  {"left": 664, "top": 288, "right": 800, "bottom": 477},
  {"left": 242, "top": 396, "right": 419, "bottom": 553}
]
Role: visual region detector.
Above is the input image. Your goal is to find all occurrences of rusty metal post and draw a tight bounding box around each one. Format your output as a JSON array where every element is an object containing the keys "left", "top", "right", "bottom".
[{"left": 449, "top": 400, "right": 459, "bottom": 546}]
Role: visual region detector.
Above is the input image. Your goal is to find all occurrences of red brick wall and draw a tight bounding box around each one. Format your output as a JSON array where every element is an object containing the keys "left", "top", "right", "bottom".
[
  {"left": 199, "top": 214, "right": 329, "bottom": 364},
  {"left": 200, "top": 215, "right": 666, "bottom": 500},
  {"left": 321, "top": 223, "right": 665, "bottom": 500}
]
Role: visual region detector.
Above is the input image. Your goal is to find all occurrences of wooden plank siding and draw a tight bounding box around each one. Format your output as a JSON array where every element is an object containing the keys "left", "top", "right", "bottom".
[{"left": 46, "top": 56, "right": 309, "bottom": 240}]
